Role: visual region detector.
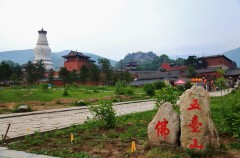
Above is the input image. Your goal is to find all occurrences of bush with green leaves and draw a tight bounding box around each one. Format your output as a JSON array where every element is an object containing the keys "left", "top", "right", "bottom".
[
  {"left": 115, "top": 81, "right": 134, "bottom": 96},
  {"left": 88, "top": 100, "right": 116, "bottom": 129},
  {"left": 63, "top": 89, "right": 69, "bottom": 96},
  {"left": 115, "top": 81, "right": 126, "bottom": 95},
  {"left": 215, "top": 78, "right": 225, "bottom": 90},
  {"left": 143, "top": 84, "right": 155, "bottom": 96},
  {"left": 184, "top": 81, "right": 193, "bottom": 90},
  {"left": 224, "top": 112, "right": 240, "bottom": 138},
  {"left": 176, "top": 85, "right": 185, "bottom": 91},
  {"left": 41, "top": 83, "right": 48, "bottom": 92},
  {"left": 221, "top": 100, "right": 240, "bottom": 138},
  {"left": 155, "top": 86, "right": 179, "bottom": 108},
  {"left": 126, "top": 86, "right": 134, "bottom": 95},
  {"left": 75, "top": 100, "right": 88, "bottom": 106},
  {"left": 154, "top": 81, "right": 165, "bottom": 90}
]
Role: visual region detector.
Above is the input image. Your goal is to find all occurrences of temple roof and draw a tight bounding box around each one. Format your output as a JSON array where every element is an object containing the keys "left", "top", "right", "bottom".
[
  {"left": 38, "top": 28, "right": 47, "bottom": 34},
  {"left": 62, "top": 50, "right": 91, "bottom": 59}
]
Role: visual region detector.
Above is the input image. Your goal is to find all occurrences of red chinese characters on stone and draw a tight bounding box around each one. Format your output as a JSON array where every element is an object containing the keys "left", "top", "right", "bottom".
[
  {"left": 188, "top": 115, "right": 202, "bottom": 132},
  {"left": 189, "top": 138, "right": 203, "bottom": 149},
  {"left": 188, "top": 99, "right": 201, "bottom": 111},
  {"left": 155, "top": 118, "right": 170, "bottom": 140}
]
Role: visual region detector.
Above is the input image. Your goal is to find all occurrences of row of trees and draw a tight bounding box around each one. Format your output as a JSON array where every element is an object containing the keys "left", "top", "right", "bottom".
[
  {"left": 0, "top": 58, "right": 134, "bottom": 86},
  {"left": 0, "top": 60, "right": 23, "bottom": 85},
  {"left": 58, "top": 58, "right": 133, "bottom": 86}
]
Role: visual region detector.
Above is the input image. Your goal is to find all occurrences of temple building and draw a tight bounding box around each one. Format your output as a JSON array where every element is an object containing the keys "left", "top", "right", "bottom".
[
  {"left": 62, "top": 50, "right": 95, "bottom": 72},
  {"left": 34, "top": 28, "right": 53, "bottom": 70},
  {"left": 126, "top": 61, "right": 138, "bottom": 71}
]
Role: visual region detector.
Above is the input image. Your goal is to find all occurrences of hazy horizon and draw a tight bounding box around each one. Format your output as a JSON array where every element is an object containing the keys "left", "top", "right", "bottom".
[{"left": 0, "top": 0, "right": 240, "bottom": 60}]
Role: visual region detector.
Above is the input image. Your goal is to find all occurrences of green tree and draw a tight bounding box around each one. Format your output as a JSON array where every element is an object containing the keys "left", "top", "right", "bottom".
[
  {"left": 79, "top": 65, "right": 89, "bottom": 84},
  {"left": 35, "top": 60, "right": 46, "bottom": 84},
  {"left": 48, "top": 68, "right": 55, "bottom": 84},
  {"left": 122, "top": 71, "right": 133, "bottom": 83},
  {"left": 25, "top": 61, "right": 37, "bottom": 86},
  {"left": 186, "top": 65, "right": 197, "bottom": 78},
  {"left": 155, "top": 86, "right": 179, "bottom": 108},
  {"left": 98, "top": 58, "right": 112, "bottom": 85},
  {"left": 0, "top": 61, "right": 12, "bottom": 84},
  {"left": 59, "top": 67, "right": 70, "bottom": 87},
  {"left": 69, "top": 69, "right": 79, "bottom": 84},
  {"left": 89, "top": 64, "right": 101, "bottom": 85},
  {"left": 184, "top": 56, "right": 207, "bottom": 69}
]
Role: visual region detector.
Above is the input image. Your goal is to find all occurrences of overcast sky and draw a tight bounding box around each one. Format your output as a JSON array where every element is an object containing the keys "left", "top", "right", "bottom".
[{"left": 0, "top": 0, "right": 240, "bottom": 60}]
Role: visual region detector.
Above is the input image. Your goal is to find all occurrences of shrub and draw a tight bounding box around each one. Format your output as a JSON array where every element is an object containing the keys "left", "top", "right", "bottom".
[
  {"left": 41, "top": 83, "right": 48, "bottom": 92},
  {"left": 155, "top": 86, "right": 179, "bottom": 108},
  {"left": 63, "top": 89, "right": 69, "bottom": 96},
  {"left": 154, "top": 81, "right": 165, "bottom": 90},
  {"left": 88, "top": 100, "right": 116, "bottom": 129},
  {"left": 115, "top": 81, "right": 126, "bottom": 95},
  {"left": 12, "top": 104, "right": 32, "bottom": 113},
  {"left": 112, "top": 97, "right": 120, "bottom": 102},
  {"left": 72, "top": 82, "right": 78, "bottom": 87},
  {"left": 75, "top": 100, "right": 88, "bottom": 106},
  {"left": 126, "top": 86, "right": 134, "bottom": 95},
  {"left": 143, "top": 84, "right": 155, "bottom": 96},
  {"left": 93, "top": 89, "right": 99, "bottom": 93},
  {"left": 177, "top": 85, "right": 185, "bottom": 91},
  {"left": 184, "top": 81, "right": 192, "bottom": 90}
]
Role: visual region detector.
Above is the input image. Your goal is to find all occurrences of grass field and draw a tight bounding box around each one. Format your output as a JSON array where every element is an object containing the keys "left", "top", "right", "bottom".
[
  {"left": 0, "top": 85, "right": 145, "bottom": 103},
  {"left": 5, "top": 89, "right": 240, "bottom": 158},
  {"left": 0, "top": 85, "right": 146, "bottom": 114}
]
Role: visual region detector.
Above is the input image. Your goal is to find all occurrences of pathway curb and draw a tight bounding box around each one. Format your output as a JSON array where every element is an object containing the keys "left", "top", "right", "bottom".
[{"left": 0, "top": 99, "right": 155, "bottom": 119}]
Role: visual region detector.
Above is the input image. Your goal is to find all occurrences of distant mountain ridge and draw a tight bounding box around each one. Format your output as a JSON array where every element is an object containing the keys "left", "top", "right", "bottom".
[
  {"left": 0, "top": 49, "right": 117, "bottom": 70},
  {"left": 223, "top": 47, "right": 240, "bottom": 67}
]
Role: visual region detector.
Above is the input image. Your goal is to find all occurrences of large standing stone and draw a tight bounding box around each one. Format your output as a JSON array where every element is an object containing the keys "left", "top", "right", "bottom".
[
  {"left": 148, "top": 102, "right": 180, "bottom": 146},
  {"left": 178, "top": 85, "right": 220, "bottom": 150}
]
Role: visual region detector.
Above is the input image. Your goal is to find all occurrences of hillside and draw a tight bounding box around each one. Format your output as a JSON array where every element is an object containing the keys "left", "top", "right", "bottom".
[
  {"left": 223, "top": 47, "right": 240, "bottom": 67},
  {"left": 123, "top": 51, "right": 157, "bottom": 64},
  {"left": 0, "top": 49, "right": 117, "bottom": 70}
]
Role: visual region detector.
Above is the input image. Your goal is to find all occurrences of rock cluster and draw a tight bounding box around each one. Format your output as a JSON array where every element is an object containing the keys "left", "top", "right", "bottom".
[
  {"left": 148, "top": 102, "right": 180, "bottom": 146},
  {"left": 148, "top": 85, "right": 220, "bottom": 151}
]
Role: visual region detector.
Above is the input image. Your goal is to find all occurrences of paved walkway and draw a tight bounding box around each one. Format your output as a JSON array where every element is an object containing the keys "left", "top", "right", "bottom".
[
  {"left": 0, "top": 89, "right": 233, "bottom": 158},
  {"left": 0, "top": 100, "right": 155, "bottom": 141},
  {"left": 0, "top": 147, "right": 58, "bottom": 158}
]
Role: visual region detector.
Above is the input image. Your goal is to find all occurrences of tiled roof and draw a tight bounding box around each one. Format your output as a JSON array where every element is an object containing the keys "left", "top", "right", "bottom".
[
  {"left": 225, "top": 69, "right": 240, "bottom": 76},
  {"left": 62, "top": 50, "right": 91, "bottom": 58},
  {"left": 133, "top": 70, "right": 181, "bottom": 80},
  {"left": 196, "top": 67, "right": 221, "bottom": 74},
  {"left": 202, "top": 54, "right": 235, "bottom": 64}
]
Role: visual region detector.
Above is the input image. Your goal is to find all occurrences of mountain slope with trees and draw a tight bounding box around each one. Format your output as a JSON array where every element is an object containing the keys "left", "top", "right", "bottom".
[{"left": 116, "top": 51, "right": 185, "bottom": 71}]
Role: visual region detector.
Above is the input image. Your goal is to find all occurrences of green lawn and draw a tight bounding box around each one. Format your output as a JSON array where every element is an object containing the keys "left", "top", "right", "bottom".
[
  {"left": 6, "top": 89, "right": 240, "bottom": 158},
  {"left": 0, "top": 85, "right": 145, "bottom": 103}
]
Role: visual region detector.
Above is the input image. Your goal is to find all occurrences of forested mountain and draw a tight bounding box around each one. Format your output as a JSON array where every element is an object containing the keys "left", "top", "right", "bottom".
[{"left": 116, "top": 51, "right": 185, "bottom": 71}]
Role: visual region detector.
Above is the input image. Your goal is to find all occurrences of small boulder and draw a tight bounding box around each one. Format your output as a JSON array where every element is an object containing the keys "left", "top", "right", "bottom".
[
  {"left": 178, "top": 85, "right": 220, "bottom": 151},
  {"left": 148, "top": 102, "right": 180, "bottom": 146},
  {"left": 17, "top": 104, "right": 31, "bottom": 112}
]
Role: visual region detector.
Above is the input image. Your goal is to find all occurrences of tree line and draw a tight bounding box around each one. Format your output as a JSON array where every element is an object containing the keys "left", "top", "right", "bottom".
[
  {"left": 0, "top": 58, "right": 133, "bottom": 86},
  {"left": 58, "top": 58, "right": 133, "bottom": 86}
]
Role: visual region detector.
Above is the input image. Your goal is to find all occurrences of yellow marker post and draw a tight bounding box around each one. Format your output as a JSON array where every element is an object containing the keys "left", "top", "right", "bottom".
[
  {"left": 131, "top": 141, "right": 136, "bottom": 152},
  {"left": 70, "top": 133, "right": 74, "bottom": 143}
]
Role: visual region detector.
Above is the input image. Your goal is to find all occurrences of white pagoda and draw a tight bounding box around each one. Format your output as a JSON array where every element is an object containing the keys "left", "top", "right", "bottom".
[{"left": 34, "top": 28, "right": 53, "bottom": 70}]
